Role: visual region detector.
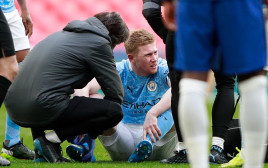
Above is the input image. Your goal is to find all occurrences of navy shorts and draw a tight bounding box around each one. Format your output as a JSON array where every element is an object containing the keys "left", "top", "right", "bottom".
[
  {"left": 0, "top": 8, "right": 15, "bottom": 58},
  {"left": 174, "top": 0, "right": 267, "bottom": 75}
]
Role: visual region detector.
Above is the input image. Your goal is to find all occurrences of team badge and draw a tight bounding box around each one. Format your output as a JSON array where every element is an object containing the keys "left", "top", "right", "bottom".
[{"left": 147, "top": 81, "right": 157, "bottom": 92}]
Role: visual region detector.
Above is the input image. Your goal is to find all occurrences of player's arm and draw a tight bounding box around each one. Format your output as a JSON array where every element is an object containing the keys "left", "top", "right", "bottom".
[
  {"left": 143, "top": 84, "right": 171, "bottom": 142},
  {"left": 142, "top": 0, "right": 168, "bottom": 42},
  {"left": 17, "top": 0, "right": 33, "bottom": 37},
  {"left": 86, "top": 44, "right": 124, "bottom": 105},
  {"left": 74, "top": 78, "right": 101, "bottom": 97}
]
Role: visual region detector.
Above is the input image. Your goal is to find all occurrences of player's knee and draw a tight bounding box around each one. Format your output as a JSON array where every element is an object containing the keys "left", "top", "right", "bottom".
[
  {"left": 0, "top": 56, "right": 18, "bottom": 82},
  {"left": 8, "top": 62, "right": 18, "bottom": 81},
  {"left": 109, "top": 102, "right": 123, "bottom": 123},
  {"left": 237, "top": 69, "right": 266, "bottom": 82}
]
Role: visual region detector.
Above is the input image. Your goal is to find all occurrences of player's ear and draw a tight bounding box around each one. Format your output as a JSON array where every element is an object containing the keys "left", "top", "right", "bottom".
[{"left": 128, "top": 54, "right": 134, "bottom": 62}]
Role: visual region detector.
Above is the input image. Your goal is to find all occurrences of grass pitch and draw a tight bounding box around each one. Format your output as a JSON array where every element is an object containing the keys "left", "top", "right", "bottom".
[{"left": 0, "top": 99, "right": 267, "bottom": 168}]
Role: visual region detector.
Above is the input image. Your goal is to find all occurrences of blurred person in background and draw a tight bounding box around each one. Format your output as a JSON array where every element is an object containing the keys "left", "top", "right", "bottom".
[
  {"left": 0, "top": 0, "right": 34, "bottom": 161},
  {"left": 164, "top": 0, "right": 268, "bottom": 168},
  {"left": 0, "top": 8, "right": 19, "bottom": 166}
]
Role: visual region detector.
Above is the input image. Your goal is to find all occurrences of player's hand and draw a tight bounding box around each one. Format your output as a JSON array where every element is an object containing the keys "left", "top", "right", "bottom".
[
  {"left": 163, "top": 1, "right": 176, "bottom": 31},
  {"left": 74, "top": 88, "right": 89, "bottom": 97},
  {"left": 143, "top": 111, "right": 161, "bottom": 143},
  {"left": 21, "top": 11, "right": 33, "bottom": 38}
]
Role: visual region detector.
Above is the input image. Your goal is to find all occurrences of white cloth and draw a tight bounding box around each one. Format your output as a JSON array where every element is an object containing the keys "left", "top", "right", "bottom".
[
  {"left": 4, "top": 9, "right": 30, "bottom": 51},
  {"left": 98, "top": 122, "right": 178, "bottom": 161}
]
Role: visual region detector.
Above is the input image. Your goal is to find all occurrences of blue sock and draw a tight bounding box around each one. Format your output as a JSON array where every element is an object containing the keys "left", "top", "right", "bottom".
[
  {"left": 72, "top": 134, "right": 96, "bottom": 162},
  {"left": 82, "top": 137, "right": 96, "bottom": 162},
  {"left": 82, "top": 142, "right": 89, "bottom": 151},
  {"left": 146, "top": 110, "right": 174, "bottom": 146},
  {"left": 5, "top": 114, "right": 20, "bottom": 147}
]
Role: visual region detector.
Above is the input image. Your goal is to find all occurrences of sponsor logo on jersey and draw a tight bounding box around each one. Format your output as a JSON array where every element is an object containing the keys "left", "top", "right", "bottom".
[{"left": 122, "top": 98, "right": 161, "bottom": 114}]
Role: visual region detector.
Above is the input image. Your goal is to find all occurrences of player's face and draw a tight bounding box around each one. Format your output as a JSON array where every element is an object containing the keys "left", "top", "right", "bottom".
[{"left": 133, "top": 43, "right": 158, "bottom": 76}]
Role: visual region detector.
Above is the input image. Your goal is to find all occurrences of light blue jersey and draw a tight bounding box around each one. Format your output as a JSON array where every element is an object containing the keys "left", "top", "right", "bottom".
[
  {"left": 0, "top": 0, "right": 15, "bottom": 13},
  {"left": 116, "top": 58, "right": 171, "bottom": 125}
]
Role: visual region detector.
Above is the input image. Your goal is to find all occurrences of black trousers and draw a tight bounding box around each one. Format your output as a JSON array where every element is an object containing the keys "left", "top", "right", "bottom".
[
  {"left": 224, "top": 119, "right": 268, "bottom": 162},
  {"left": 0, "top": 8, "right": 15, "bottom": 58},
  {"left": 166, "top": 31, "right": 184, "bottom": 142},
  {"left": 31, "top": 96, "right": 123, "bottom": 141},
  {"left": 212, "top": 72, "right": 236, "bottom": 139}
]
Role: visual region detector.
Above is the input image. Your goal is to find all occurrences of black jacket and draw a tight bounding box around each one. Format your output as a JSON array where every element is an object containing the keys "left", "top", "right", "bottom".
[
  {"left": 5, "top": 17, "right": 123, "bottom": 127},
  {"left": 142, "top": 0, "right": 175, "bottom": 68}
]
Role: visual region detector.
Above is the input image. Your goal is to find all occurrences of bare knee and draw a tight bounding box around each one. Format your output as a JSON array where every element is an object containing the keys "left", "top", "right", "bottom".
[
  {"left": 16, "top": 49, "right": 30, "bottom": 63},
  {"left": 0, "top": 55, "right": 18, "bottom": 82},
  {"left": 9, "top": 61, "right": 19, "bottom": 81},
  {"left": 237, "top": 69, "right": 267, "bottom": 82}
]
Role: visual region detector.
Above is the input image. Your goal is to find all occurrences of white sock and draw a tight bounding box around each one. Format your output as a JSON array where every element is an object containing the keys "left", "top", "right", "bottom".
[
  {"left": 239, "top": 75, "right": 267, "bottom": 168},
  {"left": 45, "top": 131, "right": 61, "bottom": 143},
  {"left": 212, "top": 137, "right": 224, "bottom": 149},
  {"left": 178, "top": 141, "right": 187, "bottom": 151},
  {"left": 179, "top": 78, "right": 209, "bottom": 168},
  {"left": 98, "top": 131, "right": 119, "bottom": 146}
]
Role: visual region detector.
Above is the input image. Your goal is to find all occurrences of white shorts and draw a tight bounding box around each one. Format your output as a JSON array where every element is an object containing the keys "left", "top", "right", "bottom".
[
  {"left": 4, "top": 9, "right": 30, "bottom": 51},
  {"left": 98, "top": 122, "right": 178, "bottom": 161}
]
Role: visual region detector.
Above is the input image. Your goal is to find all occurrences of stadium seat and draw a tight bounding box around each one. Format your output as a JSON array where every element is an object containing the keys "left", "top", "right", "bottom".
[{"left": 16, "top": 0, "right": 165, "bottom": 53}]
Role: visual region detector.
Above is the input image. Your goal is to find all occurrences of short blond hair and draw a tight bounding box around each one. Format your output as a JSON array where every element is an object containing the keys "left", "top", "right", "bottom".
[{"left": 124, "top": 29, "right": 155, "bottom": 54}]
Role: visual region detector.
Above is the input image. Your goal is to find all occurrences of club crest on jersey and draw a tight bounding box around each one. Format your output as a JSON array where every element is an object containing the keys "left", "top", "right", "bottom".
[{"left": 147, "top": 81, "right": 157, "bottom": 92}]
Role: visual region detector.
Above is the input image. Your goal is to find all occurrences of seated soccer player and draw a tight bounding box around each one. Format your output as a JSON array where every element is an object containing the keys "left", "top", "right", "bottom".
[{"left": 74, "top": 29, "right": 178, "bottom": 162}]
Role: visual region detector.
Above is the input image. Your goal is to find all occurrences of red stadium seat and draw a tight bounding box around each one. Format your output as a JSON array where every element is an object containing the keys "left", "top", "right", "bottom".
[{"left": 18, "top": 0, "right": 165, "bottom": 53}]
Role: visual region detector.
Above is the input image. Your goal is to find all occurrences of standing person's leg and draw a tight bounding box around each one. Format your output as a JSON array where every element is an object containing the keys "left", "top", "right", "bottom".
[
  {"left": 161, "top": 31, "right": 187, "bottom": 164},
  {"left": 5, "top": 9, "right": 31, "bottom": 63},
  {"left": 209, "top": 72, "right": 235, "bottom": 164},
  {"left": 179, "top": 73, "right": 209, "bottom": 168},
  {"left": 175, "top": 1, "right": 214, "bottom": 167},
  {"left": 223, "top": 119, "right": 241, "bottom": 160},
  {"left": 165, "top": 32, "right": 184, "bottom": 143},
  {"left": 215, "top": 0, "right": 267, "bottom": 167},
  {"left": 222, "top": 73, "right": 268, "bottom": 168},
  {"left": 238, "top": 72, "right": 267, "bottom": 168},
  {"left": 0, "top": 8, "right": 18, "bottom": 87},
  {"left": 0, "top": 54, "right": 16, "bottom": 107},
  {"left": 33, "top": 97, "right": 123, "bottom": 163},
  {"left": 0, "top": 8, "right": 18, "bottom": 166},
  {"left": 1, "top": 9, "right": 34, "bottom": 160}
]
